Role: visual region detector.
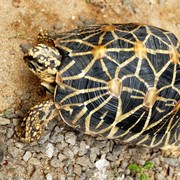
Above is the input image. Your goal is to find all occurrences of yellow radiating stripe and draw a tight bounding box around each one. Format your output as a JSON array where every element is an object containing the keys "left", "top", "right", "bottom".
[
  {"left": 118, "top": 112, "right": 146, "bottom": 138},
  {"left": 83, "top": 30, "right": 104, "bottom": 41},
  {"left": 146, "top": 110, "right": 173, "bottom": 131},
  {"left": 106, "top": 48, "right": 134, "bottom": 52},
  {"left": 171, "top": 64, "right": 177, "bottom": 86},
  {"left": 85, "top": 95, "right": 112, "bottom": 132},
  {"left": 98, "top": 31, "right": 106, "bottom": 45},
  {"left": 62, "top": 58, "right": 96, "bottom": 81},
  {"left": 70, "top": 51, "right": 92, "bottom": 57},
  {"left": 115, "top": 66, "right": 121, "bottom": 78},
  {"left": 60, "top": 86, "right": 108, "bottom": 103},
  {"left": 111, "top": 31, "right": 119, "bottom": 39},
  {"left": 100, "top": 59, "right": 112, "bottom": 79},
  {"left": 85, "top": 75, "right": 107, "bottom": 84},
  {"left": 58, "top": 39, "right": 95, "bottom": 47},
  {"left": 135, "top": 58, "right": 142, "bottom": 76},
  {"left": 84, "top": 92, "right": 109, "bottom": 106},
  {"left": 136, "top": 134, "right": 150, "bottom": 146},
  {"left": 72, "top": 106, "right": 88, "bottom": 125},
  {"left": 156, "top": 60, "right": 171, "bottom": 77},
  {"left": 60, "top": 60, "right": 75, "bottom": 74},
  {"left": 124, "top": 107, "right": 152, "bottom": 142},
  {"left": 147, "top": 49, "right": 170, "bottom": 54},
  {"left": 106, "top": 97, "right": 122, "bottom": 138},
  {"left": 95, "top": 111, "right": 108, "bottom": 129}
]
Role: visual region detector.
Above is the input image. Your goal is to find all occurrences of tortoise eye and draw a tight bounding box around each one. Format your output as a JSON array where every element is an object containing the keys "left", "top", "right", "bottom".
[{"left": 27, "top": 61, "right": 36, "bottom": 70}]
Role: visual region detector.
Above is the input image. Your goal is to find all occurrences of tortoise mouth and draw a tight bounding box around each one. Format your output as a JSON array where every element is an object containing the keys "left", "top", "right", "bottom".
[{"left": 24, "top": 55, "right": 36, "bottom": 70}]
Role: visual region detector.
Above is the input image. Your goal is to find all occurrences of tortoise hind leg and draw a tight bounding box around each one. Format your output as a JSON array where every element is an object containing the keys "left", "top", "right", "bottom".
[{"left": 17, "top": 97, "right": 58, "bottom": 143}]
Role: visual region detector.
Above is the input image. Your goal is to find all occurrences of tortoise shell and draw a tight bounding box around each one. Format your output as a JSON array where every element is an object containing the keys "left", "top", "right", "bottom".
[{"left": 32, "top": 24, "right": 180, "bottom": 148}]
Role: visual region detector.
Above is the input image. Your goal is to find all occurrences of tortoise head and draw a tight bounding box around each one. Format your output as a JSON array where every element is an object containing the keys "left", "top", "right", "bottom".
[{"left": 24, "top": 44, "right": 62, "bottom": 84}]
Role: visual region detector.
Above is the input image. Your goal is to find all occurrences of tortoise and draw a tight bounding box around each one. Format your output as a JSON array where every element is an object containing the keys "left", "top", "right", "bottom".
[{"left": 17, "top": 23, "right": 180, "bottom": 150}]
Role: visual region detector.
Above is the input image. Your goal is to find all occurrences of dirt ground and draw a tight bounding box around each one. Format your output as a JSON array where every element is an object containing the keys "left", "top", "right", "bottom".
[{"left": 0, "top": 0, "right": 180, "bottom": 180}]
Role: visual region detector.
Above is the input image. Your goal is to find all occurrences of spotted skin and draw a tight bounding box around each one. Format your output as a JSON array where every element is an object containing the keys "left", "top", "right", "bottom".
[
  {"left": 17, "top": 98, "right": 58, "bottom": 143},
  {"left": 18, "top": 23, "right": 180, "bottom": 149}
]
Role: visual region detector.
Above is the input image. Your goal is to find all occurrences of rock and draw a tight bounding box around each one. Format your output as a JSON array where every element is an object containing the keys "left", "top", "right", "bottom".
[
  {"left": 65, "top": 132, "right": 77, "bottom": 146},
  {"left": 78, "top": 141, "right": 87, "bottom": 156},
  {"left": 50, "top": 157, "right": 61, "bottom": 168},
  {"left": 8, "top": 146, "right": 20, "bottom": 158},
  {"left": 58, "top": 153, "right": 67, "bottom": 162},
  {"left": 6, "top": 128, "right": 14, "bottom": 138},
  {"left": 163, "top": 158, "right": 179, "bottom": 167},
  {"left": 155, "top": 173, "right": 165, "bottom": 180},
  {"left": 28, "top": 158, "right": 41, "bottom": 166},
  {"left": 45, "top": 143, "right": 54, "bottom": 158},
  {"left": 90, "top": 147, "right": 99, "bottom": 163},
  {"left": 46, "top": 173, "right": 52, "bottom": 180},
  {"left": 63, "top": 147, "right": 74, "bottom": 159},
  {"left": 23, "top": 151, "right": 32, "bottom": 162},
  {"left": 30, "top": 169, "right": 44, "bottom": 180},
  {"left": 121, "top": 161, "right": 128, "bottom": 169},
  {"left": 0, "top": 117, "right": 10, "bottom": 125},
  {"left": 74, "top": 164, "right": 82, "bottom": 176},
  {"left": 38, "top": 131, "right": 51, "bottom": 144},
  {"left": 76, "top": 156, "right": 91, "bottom": 167},
  {"left": 133, "top": 157, "right": 145, "bottom": 166}
]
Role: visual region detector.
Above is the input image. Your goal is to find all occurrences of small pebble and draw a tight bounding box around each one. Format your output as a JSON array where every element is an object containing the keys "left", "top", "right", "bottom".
[
  {"left": 155, "top": 173, "right": 165, "bottom": 180},
  {"left": 23, "top": 151, "right": 32, "bottom": 162},
  {"left": 58, "top": 153, "right": 67, "bottom": 162},
  {"left": 65, "top": 132, "right": 77, "bottom": 145},
  {"left": 8, "top": 146, "right": 20, "bottom": 158},
  {"left": 76, "top": 156, "right": 91, "bottom": 167},
  {"left": 50, "top": 157, "right": 61, "bottom": 168},
  {"left": 0, "top": 117, "right": 10, "bottom": 125},
  {"left": 6, "top": 128, "right": 14, "bottom": 138},
  {"left": 74, "top": 164, "right": 82, "bottom": 176},
  {"left": 45, "top": 143, "right": 54, "bottom": 158},
  {"left": 28, "top": 158, "right": 41, "bottom": 166},
  {"left": 163, "top": 158, "right": 179, "bottom": 167},
  {"left": 46, "top": 173, "right": 52, "bottom": 180}
]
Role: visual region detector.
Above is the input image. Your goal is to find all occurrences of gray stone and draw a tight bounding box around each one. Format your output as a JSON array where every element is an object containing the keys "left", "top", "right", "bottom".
[
  {"left": 45, "top": 143, "right": 54, "bottom": 158},
  {"left": 152, "top": 157, "right": 160, "bottom": 166},
  {"left": 23, "top": 151, "right": 32, "bottom": 162},
  {"left": 8, "top": 146, "right": 20, "bottom": 158},
  {"left": 74, "top": 164, "right": 82, "bottom": 176},
  {"left": 0, "top": 117, "right": 10, "bottom": 125},
  {"left": 76, "top": 156, "right": 90, "bottom": 167},
  {"left": 155, "top": 173, "right": 165, "bottom": 180},
  {"left": 38, "top": 131, "right": 51, "bottom": 144},
  {"left": 78, "top": 141, "right": 87, "bottom": 156},
  {"left": 6, "top": 128, "right": 14, "bottom": 138},
  {"left": 50, "top": 157, "right": 61, "bottom": 168},
  {"left": 90, "top": 147, "right": 99, "bottom": 163},
  {"left": 164, "top": 158, "right": 180, "bottom": 167},
  {"left": 121, "top": 161, "right": 128, "bottom": 169},
  {"left": 46, "top": 173, "right": 52, "bottom": 180},
  {"left": 28, "top": 158, "right": 41, "bottom": 166},
  {"left": 63, "top": 147, "right": 74, "bottom": 159},
  {"left": 58, "top": 153, "right": 67, "bottom": 162},
  {"left": 30, "top": 169, "right": 44, "bottom": 180},
  {"left": 65, "top": 132, "right": 77, "bottom": 145},
  {"left": 133, "top": 157, "right": 145, "bottom": 166}
]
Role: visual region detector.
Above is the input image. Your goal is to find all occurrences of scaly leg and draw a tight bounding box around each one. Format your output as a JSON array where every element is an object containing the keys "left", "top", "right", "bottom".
[{"left": 17, "top": 97, "right": 58, "bottom": 143}]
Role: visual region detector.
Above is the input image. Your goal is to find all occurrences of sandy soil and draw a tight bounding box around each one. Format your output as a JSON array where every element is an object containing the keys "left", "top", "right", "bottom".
[{"left": 0, "top": 0, "right": 180, "bottom": 179}]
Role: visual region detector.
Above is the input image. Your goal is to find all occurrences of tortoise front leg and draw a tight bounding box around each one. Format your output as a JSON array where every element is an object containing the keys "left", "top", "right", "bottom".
[{"left": 17, "top": 97, "right": 58, "bottom": 143}]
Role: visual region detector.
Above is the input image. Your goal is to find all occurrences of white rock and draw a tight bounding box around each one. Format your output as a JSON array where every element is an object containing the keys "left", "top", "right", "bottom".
[
  {"left": 95, "top": 158, "right": 109, "bottom": 171},
  {"left": 45, "top": 143, "right": 54, "bottom": 158},
  {"left": 46, "top": 173, "right": 52, "bottom": 180},
  {"left": 23, "top": 151, "right": 32, "bottom": 162}
]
